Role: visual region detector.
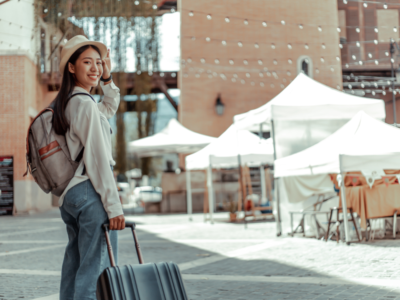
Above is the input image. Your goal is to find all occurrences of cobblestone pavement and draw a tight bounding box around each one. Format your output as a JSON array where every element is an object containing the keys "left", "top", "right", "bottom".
[{"left": 1, "top": 209, "right": 400, "bottom": 299}]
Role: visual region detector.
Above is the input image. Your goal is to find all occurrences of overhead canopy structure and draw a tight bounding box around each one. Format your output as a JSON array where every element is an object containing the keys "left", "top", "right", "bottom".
[
  {"left": 274, "top": 111, "right": 400, "bottom": 243},
  {"left": 233, "top": 73, "right": 386, "bottom": 132},
  {"left": 128, "top": 119, "right": 216, "bottom": 157},
  {"left": 185, "top": 125, "right": 275, "bottom": 223},
  {"left": 274, "top": 111, "right": 400, "bottom": 178},
  {"left": 185, "top": 124, "right": 274, "bottom": 170}
]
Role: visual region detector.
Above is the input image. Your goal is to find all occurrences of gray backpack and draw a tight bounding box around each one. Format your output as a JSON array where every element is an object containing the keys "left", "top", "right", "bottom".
[{"left": 23, "top": 93, "right": 94, "bottom": 196}]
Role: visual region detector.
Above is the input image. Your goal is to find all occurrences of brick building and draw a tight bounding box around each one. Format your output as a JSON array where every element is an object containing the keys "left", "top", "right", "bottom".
[
  {"left": 0, "top": 1, "right": 66, "bottom": 214},
  {"left": 179, "top": 0, "right": 343, "bottom": 137}
]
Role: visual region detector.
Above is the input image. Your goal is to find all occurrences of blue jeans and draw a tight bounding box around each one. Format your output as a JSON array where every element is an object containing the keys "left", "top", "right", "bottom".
[{"left": 59, "top": 179, "right": 118, "bottom": 300}]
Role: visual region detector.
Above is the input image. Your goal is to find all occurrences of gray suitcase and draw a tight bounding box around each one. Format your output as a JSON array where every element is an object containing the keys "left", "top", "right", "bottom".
[{"left": 96, "top": 221, "right": 188, "bottom": 300}]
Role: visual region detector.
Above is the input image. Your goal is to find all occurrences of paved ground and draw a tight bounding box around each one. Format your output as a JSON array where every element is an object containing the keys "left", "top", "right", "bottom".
[{"left": 1, "top": 209, "right": 400, "bottom": 299}]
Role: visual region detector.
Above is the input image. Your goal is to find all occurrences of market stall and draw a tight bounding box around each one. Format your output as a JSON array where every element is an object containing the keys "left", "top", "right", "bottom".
[
  {"left": 233, "top": 73, "right": 386, "bottom": 235},
  {"left": 127, "top": 118, "right": 216, "bottom": 157},
  {"left": 185, "top": 125, "right": 274, "bottom": 222},
  {"left": 274, "top": 111, "right": 400, "bottom": 243}
]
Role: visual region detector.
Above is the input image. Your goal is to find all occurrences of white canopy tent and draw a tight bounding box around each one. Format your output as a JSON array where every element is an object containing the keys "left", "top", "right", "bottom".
[
  {"left": 274, "top": 111, "right": 400, "bottom": 243},
  {"left": 127, "top": 118, "right": 216, "bottom": 157},
  {"left": 233, "top": 73, "right": 386, "bottom": 235},
  {"left": 185, "top": 125, "right": 275, "bottom": 222}
]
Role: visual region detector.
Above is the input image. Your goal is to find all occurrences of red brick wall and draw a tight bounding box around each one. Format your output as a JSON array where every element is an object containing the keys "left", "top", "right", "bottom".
[{"left": 179, "top": 0, "right": 343, "bottom": 137}]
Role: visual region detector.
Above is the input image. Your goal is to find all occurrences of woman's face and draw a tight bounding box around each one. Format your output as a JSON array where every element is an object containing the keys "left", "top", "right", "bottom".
[{"left": 68, "top": 47, "right": 103, "bottom": 91}]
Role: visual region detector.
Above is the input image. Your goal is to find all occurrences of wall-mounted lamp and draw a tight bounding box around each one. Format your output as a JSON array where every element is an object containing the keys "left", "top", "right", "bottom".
[{"left": 215, "top": 94, "right": 224, "bottom": 116}]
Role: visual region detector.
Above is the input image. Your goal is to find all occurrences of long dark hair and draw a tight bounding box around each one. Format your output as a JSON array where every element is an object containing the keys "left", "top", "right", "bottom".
[{"left": 51, "top": 45, "right": 101, "bottom": 136}]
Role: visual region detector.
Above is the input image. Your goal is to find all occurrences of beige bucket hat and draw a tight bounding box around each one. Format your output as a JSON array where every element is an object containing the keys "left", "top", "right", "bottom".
[{"left": 59, "top": 35, "right": 107, "bottom": 75}]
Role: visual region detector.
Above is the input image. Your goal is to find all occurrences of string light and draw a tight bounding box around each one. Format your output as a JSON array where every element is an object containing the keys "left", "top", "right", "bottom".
[
  {"left": 305, "top": 44, "right": 309, "bottom": 49},
  {"left": 383, "top": 3, "right": 388, "bottom": 9},
  {"left": 254, "top": 43, "right": 259, "bottom": 48},
  {"left": 222, "top": 40, "right": 227, "bottom": 45},
  {"left": 207, "top": 14, "right": 212, "bottom": 20},
  {"left": 244, "top": 19, "right": 248, "bottom": 25},
  {"left": 337, "top": 27, "right": 341, "bottom": 32},
  {"left": 189, "top": 11, "right": 194, "bottom": 16},
  {"left": 262, "top": 21, "right": 267, "bottom": 27},
  {"left": 318, "top": 26, "right": 322, "bottom": 32},
  {"left": 206, "top": 37, "right": 211, "bottom": 42},
  {"left": 225, "top": 17, "right": 230, "bottom": 23},
  {"left": 258, "top": 59, "right": 263, "bottom": 65},
  {"left": 356, "top": 28, "right": 360, "bottom": 33},
  {"left": 238, "top": 42, "right": 243, "bottom": 47},
  {"left": 299, "top": 24, "right": 303, "bottom": 29},
  {"left": 281, "top": 20, "right": 286, "bottom": 25},
  {"left": 288, "top": 44, "right": 292, "bottom": 49},
  {"left": 229, "top": 59, "right": 234, "bottom": 65},
  {"left": 271, "top": 44, "right": 276, "bottom": 49}
]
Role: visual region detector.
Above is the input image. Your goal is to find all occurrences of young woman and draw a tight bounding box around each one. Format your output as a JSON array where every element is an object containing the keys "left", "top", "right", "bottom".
[{"left": 52, "top": 35, "right": 125, "bottom": 300}]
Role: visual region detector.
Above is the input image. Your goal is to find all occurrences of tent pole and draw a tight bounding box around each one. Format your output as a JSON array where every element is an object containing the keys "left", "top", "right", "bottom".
[
  {"left": 260, "top": 165, "right": 267, "bottom": 204},
  {"left": 237, "top": 154, "right": 246, "bottom": 212},
  {"left": 339, "top": 155, "right": 351, "bottom": 245},
  {"left": 207, "top": 157, "right": 214, "bottom": 224},
  {"left": 186, "top": 169, "right": 192, "bottom": 221},
  {"left": 271, "top": 120, "right": 282, "bottom": 236}
]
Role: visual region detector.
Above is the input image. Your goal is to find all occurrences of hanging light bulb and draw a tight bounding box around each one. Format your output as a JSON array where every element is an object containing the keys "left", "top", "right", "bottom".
[
  {"left": 331, "top": 67, "right": 335, "bottom": 72},
  {"left": 281, "top": 20, "right": 286, "bottom": 25},
  {"left": 383, "top": 3, "right": 388, "bottom": 9},
  {"left": 352, "top": 55, "right": 356, "bottom": 60},
  {"left": 244, "top": 19, "right": 249, "bottom": 25},
  {"left": 233, "top": 73, "right": 238, "bottom": 78},
  {"left": 260, "top": 82, "right": 265, "bottom": 87},
  {"left": 263, "top": 67, "right": 268, "bottom": 72},
  {"left": 200, "top": 58, "right": 205, "bottom": 63},
  {"left": 337, "top": 27, "right": 341, "bottom": 32},
  {"left": 58, "top": 12, "right": 62, "bottom": 17},
  {"left": 339, "top": 44, "right": 343, "bottom": 49},
  {"left": 318, "top": 26, "right": 322, "bottom": 32},
  {"left": 243, "top": 60, "right": 248, "bottom": 65},
  {"left": 258, "top": 60, "right": 263, "bottom": 65},
  {"left": 254, "top": 43, "right": 259, "bottom": 48},
  {"left": 229, "top": 59, "right": 234, "bottom": 65},
  {"left": 241, "top": 79, "right": 245, "bottom": 84},
  {"left": 348, "top": 84, "right": 352, "bottom": 89},
  {"left": 259, "top": 73, "right": 264, "bottom": 77},
  {"left": 215, "top": 59, "right": 220, "bottom": 64},
  {"left": 299, "top": 24, "right": 303, "bottom": 29},
  {"left": 383, "top": 91, "right": 386, "bottom": 95},
  {"left": 44, "top": 8, "right": 48, "bottom": 13},
  {"left": 385, "top": 51, "right": 389, "bottom": 56},
  {"left": 356, "top": 41, "right": 360, "bottom": 47},
  {"left": 374, "top": 40, "right": 378, "bottom": 44},
  {"left": 321, "top": 44, "right": 326, "bottom": 49},
  {"left": 356, "top": 28, "right": 360, "bottom": 33},
  {"left": 336, "top": 56, "right": 340, "bottom": 61},
  {"left": 316, "top": 68, "right": 320, "bottom": 74},
  {"left": 280, "top": 84, "right": 285, "bottom": 89},
  {"left": 195, "top": 74, "right": 200, "bottom": 78},
  {"left": 188, "top": 11, "right": 194, "bottom": 16},
  {"left": 287, "top": 44, "right": 292, "bottom": 49},
  {"left": 372, "top": 91, "right": 376, "bottom": 95},
  {"left": 152, "top": 4, "right": 157, "bottom": 9},
  {"left": 288, "top": 59, "right": 293, "bottom": 64},
  {"left": 394, "top": 27, "right": 398, "bottom": 32},
  {"left": 375, "top": 60, "right": 379, "bottom": 65},
  {"left": 273, "top": 59, "right": 278, "bottom": 65},
  {"left": 246, "top": 73, "right": 250, "bottom": 78},
  {"left": 231, "top": 78, "right": 236, "bottom": 82},
  {"left": 345, "top": 63, "right": 349, "bottom": 68},
  {"left": 271, "top": 44, "right": 276, "bottom": 49},
  {"left": 391, "top": 58, "right": 395, "bottom": 63},
  {"left": 361, "top": 83, "right": 365, "bottom": 88},
  {"left": 368, "top": 53, "right": 373, "bottom": 58},
  {"left": 343, "top": 0, "right": 348, "bottom": 3},
  {"left": 337, "top": 85, "right": 341, "bottom": 90},
  {"left": 287, "top": 71, "right": 291, "bottom": 76},
  {"left": 374, "top": 28, "right": 379, "bottom": 33},
  {"left": 262, "top": 21, "right": 267, "bottom": 27},
  {"left": 359, "top": 61, "right": 363, "bottom": 65},
  {"left": 320, "top": 57, "right": 325, "bottom": 63},
  {"left": 137, "top": 70, "right": 142, "bottom": 75},
  {"left": 207, "top": 14, "right": 212, "bottom": 20},
  {"left": 134, "top": 0, "right": 139, "bottom": 5},
  {"left": 238, "top": 42, "right": 243, "bottom": 47},
  {"left": 305, "top": 44, "right": 309, "bottom": 49},
  {"left": 171, "top": 8, "right": 175, "bottom": 12},
  {"left": 267, "top": 72, "right": 271, "bottom": 77},
  {"left": 225, "top": 17, "right": 230, "bottom": 23},
  {"left": 222, "top": 40, "right": 227, "bottom": 46},
  {"left": 205, "top": 37, "right": 211, "bottom": 42},
  {"left": 187, "top": 58, "right": 192, "bottom": 63}
]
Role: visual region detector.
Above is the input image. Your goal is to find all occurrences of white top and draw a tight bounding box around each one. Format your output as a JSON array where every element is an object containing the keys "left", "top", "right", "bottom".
[
  {"left": 58, "top": 81, "right": 123, "bottom": 219},
  {"left": 127, "top": 118, "right": 216, "bottom": 157},
  {"left": 274, "top": 111, "right": 400, "bottom": 177},
  {"left": 185, "top": 124, "right": 274, "bottom": 170},
  {"left": 233, "top": 73, "right": 386, "bottom": 131}
]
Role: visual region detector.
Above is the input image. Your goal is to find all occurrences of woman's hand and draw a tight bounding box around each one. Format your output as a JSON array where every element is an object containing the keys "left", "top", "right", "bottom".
[
  {"left": 109, "top": 214, "right": 125, "bottom": 230},
  {"left": 102, "top": 49, "right": 111, "bottom": 79}
]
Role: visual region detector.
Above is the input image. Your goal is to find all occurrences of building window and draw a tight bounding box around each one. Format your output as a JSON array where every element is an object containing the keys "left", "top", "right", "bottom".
[
  {"left": 40, "top": 28, "right": 46, "bottom": 73},
  {"left": 377, "top": 9, "right": 399, "bottom": 42},
  {"left": 297, "top": 55, "right": 313, "bottom": 78}
]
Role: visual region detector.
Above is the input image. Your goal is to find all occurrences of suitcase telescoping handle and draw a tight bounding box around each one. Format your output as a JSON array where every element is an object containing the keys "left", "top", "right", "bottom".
[{"left": 102, "top": 221, "right": 144, "bottom": 267}]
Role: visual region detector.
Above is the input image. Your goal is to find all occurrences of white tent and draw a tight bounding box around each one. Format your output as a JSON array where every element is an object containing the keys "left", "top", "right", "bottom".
[
  {"left": 233, "top": 73, "right": 386, "bottom": 235},
  {"left": 128, "top": 119, "right": 216, "bottom": 157},
  {"left": 274, "top": 111, "right": 400, "bottom": 243},
  {"left": 185, "top": 125, "right": 275, "bottom": 223}
]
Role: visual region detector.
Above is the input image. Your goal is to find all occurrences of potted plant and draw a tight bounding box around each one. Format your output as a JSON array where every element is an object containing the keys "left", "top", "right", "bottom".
[{"left": 224, "top": 194, "right": 238, "bottom": 222}]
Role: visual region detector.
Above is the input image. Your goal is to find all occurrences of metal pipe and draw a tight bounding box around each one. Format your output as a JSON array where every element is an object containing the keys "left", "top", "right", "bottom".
[
  {"left": 391, "top": 41, "right": 397, "bottom": 125},
  {"left": 186, "top": 169, "right": 193, "bottom": 221},
  {"left": 339, "top": 155, "right": 351, "bottom": 245},
  {"left": 271, "top": 120, "right": 282, "bottom": 236}
]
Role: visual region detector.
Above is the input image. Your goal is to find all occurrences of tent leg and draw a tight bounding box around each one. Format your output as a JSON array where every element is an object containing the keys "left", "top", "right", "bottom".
[
  {"left": 340, "top": 173, "right": 351, "bottom": 245},
  {"left": 260, "top": 166, "right": 267, "bottom": 204},
  {"left": 207, "top": 162, "right": 214, "bottom": 224},
  {"left": 271, "top": 120, "right": 282, "bottom": 236},
  {"left": 186, "top": 170, "right": 192, "bottom": 221}
]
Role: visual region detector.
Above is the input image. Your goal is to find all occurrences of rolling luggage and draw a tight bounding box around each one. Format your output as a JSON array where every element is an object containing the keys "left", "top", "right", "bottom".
[{"left": 96, "top": 221, "right": 188, "bottom": 300}]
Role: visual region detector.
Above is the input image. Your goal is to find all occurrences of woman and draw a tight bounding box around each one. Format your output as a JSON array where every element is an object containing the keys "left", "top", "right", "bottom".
[{"left": 52, "top": 35, "right": 125, "bottom": 300}]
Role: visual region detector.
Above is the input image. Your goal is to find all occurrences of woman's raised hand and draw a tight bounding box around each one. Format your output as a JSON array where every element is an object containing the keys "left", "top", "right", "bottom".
[{"left": 102, "top": 49, "right": 111, "bottom": 79}]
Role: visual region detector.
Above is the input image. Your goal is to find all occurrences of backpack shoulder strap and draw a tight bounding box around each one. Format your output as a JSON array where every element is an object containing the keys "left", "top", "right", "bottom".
[{"left": 68, "top": 92, "right": 96, "bottom": 103}]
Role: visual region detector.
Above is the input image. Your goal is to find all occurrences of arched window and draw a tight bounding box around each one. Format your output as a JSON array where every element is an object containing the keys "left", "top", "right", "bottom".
[{"left": 297, "top": 55, "right": 313, "bottom": 78}]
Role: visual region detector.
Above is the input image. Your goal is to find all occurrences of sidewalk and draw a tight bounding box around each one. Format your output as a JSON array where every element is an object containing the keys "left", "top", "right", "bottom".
[{"left": 1, "top": 209, "right": 400, "bottom": 299}]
